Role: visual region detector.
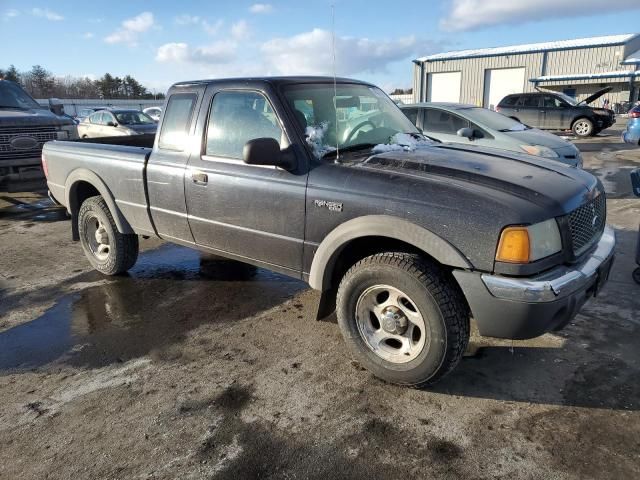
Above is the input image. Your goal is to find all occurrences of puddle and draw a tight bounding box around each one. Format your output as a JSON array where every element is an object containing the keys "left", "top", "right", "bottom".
[
  {"left": 0, "top": 197, "right": 68, "bottom": 222},
  {"left": 0, "top": 244, "right": 306, "bottom": 371}
]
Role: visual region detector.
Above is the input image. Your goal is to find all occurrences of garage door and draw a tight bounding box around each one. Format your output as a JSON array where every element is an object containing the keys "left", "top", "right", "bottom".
[
  {"left": 483, "top": 67, "right": 525, "bottom": 110},
  {"left": 427, "top": 72, "right": 461, "bottom": 103}
]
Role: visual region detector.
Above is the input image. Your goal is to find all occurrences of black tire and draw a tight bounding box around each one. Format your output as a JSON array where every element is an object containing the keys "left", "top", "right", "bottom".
[
  {"left": 572, "top": 118, "right": 594, "bottom": 138},
  {"left": 336, "top": 252, "right": 469, "bottom": 387},
  {"left": 78, "top": 195, "right": 139, "bottom": 275},
  {"left": 633, "top": 267, "right": 640, "bottom": 285}
]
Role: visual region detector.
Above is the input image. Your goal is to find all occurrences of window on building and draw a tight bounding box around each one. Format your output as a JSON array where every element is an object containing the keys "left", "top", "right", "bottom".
[{"left": 206, "top": 91, "right": 283, "bottom": 159}]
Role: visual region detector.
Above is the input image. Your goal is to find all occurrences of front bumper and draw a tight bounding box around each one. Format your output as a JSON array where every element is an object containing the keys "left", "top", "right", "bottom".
[{"left": 453, "top": 226, "right": 615, "bottom": 339}]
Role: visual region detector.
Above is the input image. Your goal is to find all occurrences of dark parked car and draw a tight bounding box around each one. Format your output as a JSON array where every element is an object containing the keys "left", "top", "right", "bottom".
[
  {"left": 497, "top": 87, "right": 615, "bottom": 138},
  {"left": 43, "top": 76, "right": 614, "bottom": 386}
]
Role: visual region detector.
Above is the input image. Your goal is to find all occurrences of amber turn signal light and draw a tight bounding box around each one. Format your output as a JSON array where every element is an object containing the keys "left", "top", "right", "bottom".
[{"left": 496, "top": 227, "right": 530, "bottom": 263}]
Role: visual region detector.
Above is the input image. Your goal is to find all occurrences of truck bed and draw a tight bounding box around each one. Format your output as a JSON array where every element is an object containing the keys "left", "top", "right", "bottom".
[{"left": 44, "top": 136, "right": 155, "bottom": 236}]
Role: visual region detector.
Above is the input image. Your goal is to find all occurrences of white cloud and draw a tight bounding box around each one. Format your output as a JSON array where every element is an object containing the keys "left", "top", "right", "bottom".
[
  {"left": 231, "top": 20, "right": 250, "bottom": 40},
  {"left": 261, "top": 29, "right": 427, "bottom": 76},
  {"left": 156, "top": 41, "right": 236, "bottom": 64},
  {"left": 83, "top": 32, "right": 94, "bottom": 39},
  {"left": 3, "top": 9, "right": 19, "bottom": 20},
  {"left": 249, "top": 3, "right": 273, "bottom": 14},
  {"left": 174, "top": 14, "right": 223, "bottom": 35},
  {"left": 31, "top": 8, "right": 64, "bottom": 21},
  {"left": 175, "top": 14, "right": 201, "bottom": 25},
  {"left": 441, "top": 0, "right": 640, "bottom": 31},
  {"left": 105, "top": 12, "right": 154, "bottom": 46},
  {"left": 203, "top": 19, "right": 224, "bottom": 35}
]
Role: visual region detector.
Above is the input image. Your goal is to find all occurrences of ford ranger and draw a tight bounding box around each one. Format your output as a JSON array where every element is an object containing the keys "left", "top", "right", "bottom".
[{"left": 43, "top": 77, "right": 615, "bottom": 386}]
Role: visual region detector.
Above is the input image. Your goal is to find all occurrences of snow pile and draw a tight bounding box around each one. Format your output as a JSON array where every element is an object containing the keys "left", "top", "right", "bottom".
[
  {"left": 372, "top": 133, "right": 434, "bottom": 154},
  {"left": 306, "top": 123, "right": 336, "bottom": 158}
]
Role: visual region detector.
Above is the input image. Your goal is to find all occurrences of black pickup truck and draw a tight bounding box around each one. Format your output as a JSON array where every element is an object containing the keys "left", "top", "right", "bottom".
[{"left": 43, "top": 77, "right": 615, "bottom": 386}]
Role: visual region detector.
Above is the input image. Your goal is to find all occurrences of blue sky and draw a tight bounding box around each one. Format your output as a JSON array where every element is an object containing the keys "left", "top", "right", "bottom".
[{"left": 1, "top": 0, "right": 639, "bottom": 93}]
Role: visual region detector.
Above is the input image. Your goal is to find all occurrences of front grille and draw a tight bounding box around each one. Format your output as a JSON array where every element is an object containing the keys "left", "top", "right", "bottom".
[
  {"left": 0, "top": 126, "right": 57, "bottom": 160},
  {"left": 568, "top": 194, "right": 606, "bottom": 256}
]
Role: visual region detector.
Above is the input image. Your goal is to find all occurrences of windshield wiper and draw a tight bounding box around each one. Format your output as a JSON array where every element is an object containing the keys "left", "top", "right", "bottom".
[{"left": 321, "top": 143, "right": 377, "bottom": 159}]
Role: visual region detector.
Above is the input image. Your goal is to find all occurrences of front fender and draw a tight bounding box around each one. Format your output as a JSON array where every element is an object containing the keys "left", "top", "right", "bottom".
[
  {"left": 308, "top": 215, "right": 472, "bottom": 291},
  {"left": 65, "top": 168, "right": 134, "bottom": 238}
]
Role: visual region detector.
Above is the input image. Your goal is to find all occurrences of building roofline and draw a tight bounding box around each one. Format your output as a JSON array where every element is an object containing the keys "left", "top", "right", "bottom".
[{"left": 415, "top": 33, "right": 639, "bottom": 63}]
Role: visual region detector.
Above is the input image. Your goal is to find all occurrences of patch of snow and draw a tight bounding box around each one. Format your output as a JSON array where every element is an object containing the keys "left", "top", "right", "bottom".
[
  {"left": 417, "top": 34, "right": 637, "bottom": 62},
  {"left": 305, "top": 122, "right": 336, "bottom": 158},
  {"left": 508, "top": 124, "right": 527, "bottom": 132},
  {"left": 532, "top": 71, "right": 639, "bottom": 82},
  {"left": 372, "top": 133, "right": 435, "bottom": 154}
]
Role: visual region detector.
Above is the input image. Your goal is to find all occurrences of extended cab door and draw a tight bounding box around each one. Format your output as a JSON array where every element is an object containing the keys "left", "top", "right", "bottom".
[
  {"left": 184, "top": 85, "right": 308, "bottom": 276},
  {"left": 146, "top": 88, "right": 203, "bottom": 243}
]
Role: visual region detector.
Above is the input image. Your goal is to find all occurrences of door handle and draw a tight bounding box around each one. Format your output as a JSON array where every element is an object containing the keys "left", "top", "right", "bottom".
[{"left": 192, "top": 171, "right": 208, "bottom": 184}]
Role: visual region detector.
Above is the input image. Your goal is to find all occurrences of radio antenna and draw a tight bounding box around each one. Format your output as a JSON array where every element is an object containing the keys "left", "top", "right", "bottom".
[{"left": 331, "top": 4, "right": 340, "bottom": 161}]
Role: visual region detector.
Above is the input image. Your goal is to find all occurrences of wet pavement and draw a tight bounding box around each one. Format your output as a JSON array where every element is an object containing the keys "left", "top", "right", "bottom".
[{"left": 0, "top": 132, "right": 639, "bottom": 479}]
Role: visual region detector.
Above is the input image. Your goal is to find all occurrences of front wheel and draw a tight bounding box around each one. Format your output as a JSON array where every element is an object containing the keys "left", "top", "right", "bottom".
[
  {"left": 572, "top": 118, "right": 594, "bottom": 137},
  {"left": 78, "top": 195, "right": 139, "bottom": 275},
  {"left": 336, "top": 252, "right": 470, "bottom": 387}
]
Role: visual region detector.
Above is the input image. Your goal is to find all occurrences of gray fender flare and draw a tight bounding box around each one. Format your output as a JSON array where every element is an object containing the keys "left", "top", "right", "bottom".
[
  {"left": 308, "top": 215, "right": 472, "bottom": 291},
  {"left": 65, "top": 168, "right": 134, "bottom": 236}
]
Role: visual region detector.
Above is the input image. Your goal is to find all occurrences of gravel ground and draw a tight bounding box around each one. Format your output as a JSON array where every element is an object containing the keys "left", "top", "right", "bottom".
[{"left": 0, "top": 129, "right": 639, "bottom": 479}]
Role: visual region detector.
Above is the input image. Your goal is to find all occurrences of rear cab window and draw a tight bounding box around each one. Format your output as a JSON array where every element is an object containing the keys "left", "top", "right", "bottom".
[{"left": 158, "top": 93, "right": 197, "bottom": 151}]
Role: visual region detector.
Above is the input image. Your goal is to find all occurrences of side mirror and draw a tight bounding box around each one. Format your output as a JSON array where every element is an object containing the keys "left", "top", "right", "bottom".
[
  {"left": 472, "top": 129, "right": 484, "bottom": 139},
  {"left": 243, "top": 138, "right": 296, "bottom": 170},
  {"left": 107, "top": 121, "right": 117, "bottom": 127},
  {"left": 457, "top": 127, "right": 474, "bottom": 139},
  {"left": 631, "top": 168, "right": 640, "bottom": 197},
  {"left": 48, "top": 98, "right": 64, "bottom": 116}
]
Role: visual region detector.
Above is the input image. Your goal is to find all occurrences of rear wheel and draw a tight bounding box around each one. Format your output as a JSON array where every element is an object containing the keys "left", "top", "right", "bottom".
[
  {"left": 572, "top": 118, "right": 594, "bottom": 137},
  {"left": 336, "top": 252, "right": 469, "bottom": 387},
  {"left": 78, "top": 195, "right": 138, "bottom": 275}
]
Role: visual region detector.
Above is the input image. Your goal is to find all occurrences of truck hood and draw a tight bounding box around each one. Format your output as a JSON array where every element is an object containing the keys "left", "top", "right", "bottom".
[
  {"left": 358, "top": 144, "right": 599, "bottom": 212},
  {"left": 0, "top": 108, "right": 74, "bottom": 127}
]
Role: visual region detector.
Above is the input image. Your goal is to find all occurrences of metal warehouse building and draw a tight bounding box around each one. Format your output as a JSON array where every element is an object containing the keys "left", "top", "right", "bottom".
[{"left": 412, "top": 33, "right": 640, "bottom": 111}]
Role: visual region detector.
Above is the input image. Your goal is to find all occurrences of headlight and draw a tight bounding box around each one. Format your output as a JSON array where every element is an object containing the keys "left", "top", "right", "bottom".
[
  {"left": 60, "top": 124, "right": 78, "bottom": 139},
  {"left": 496, "top": 218, "right": 562, "bottom": 263},
  {"left": 520, "top": 145, "right": 559, "bottom": 158}
]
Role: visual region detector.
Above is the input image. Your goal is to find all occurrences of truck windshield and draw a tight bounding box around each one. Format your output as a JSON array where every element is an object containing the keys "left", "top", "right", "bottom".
[
  {"left": 282, "top": 83, "right": 419, "bottom": 158},
  {"left": 0, "top": 80, "right": 43, "bottom": 110}
]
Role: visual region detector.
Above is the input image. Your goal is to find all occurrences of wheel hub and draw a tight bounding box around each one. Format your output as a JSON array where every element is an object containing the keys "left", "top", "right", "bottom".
[{"left": 381, "top": 306, "right": 408, "bottom": 335}]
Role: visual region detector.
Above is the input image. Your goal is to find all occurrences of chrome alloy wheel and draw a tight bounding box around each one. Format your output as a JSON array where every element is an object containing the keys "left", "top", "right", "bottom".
[
  {"left": 574, "top": 120, "right": 591, "bottom": 136},
  {"left": 84, "top": 215, "right": 110, "bottom": 261},
  {"left": 355, "top": 285, "right": 428, "bottom": 364}
]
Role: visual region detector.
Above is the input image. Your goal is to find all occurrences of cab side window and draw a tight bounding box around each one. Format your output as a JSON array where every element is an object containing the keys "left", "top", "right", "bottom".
[
  {"left": 206, "top": 91, "right": 283, "bottom": 159},
  {"left": 158, "top": 93, "right": 197, "bottom": 151},
  {"left": 422, "top": 108, "right": 468, "bottom": 134}
]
